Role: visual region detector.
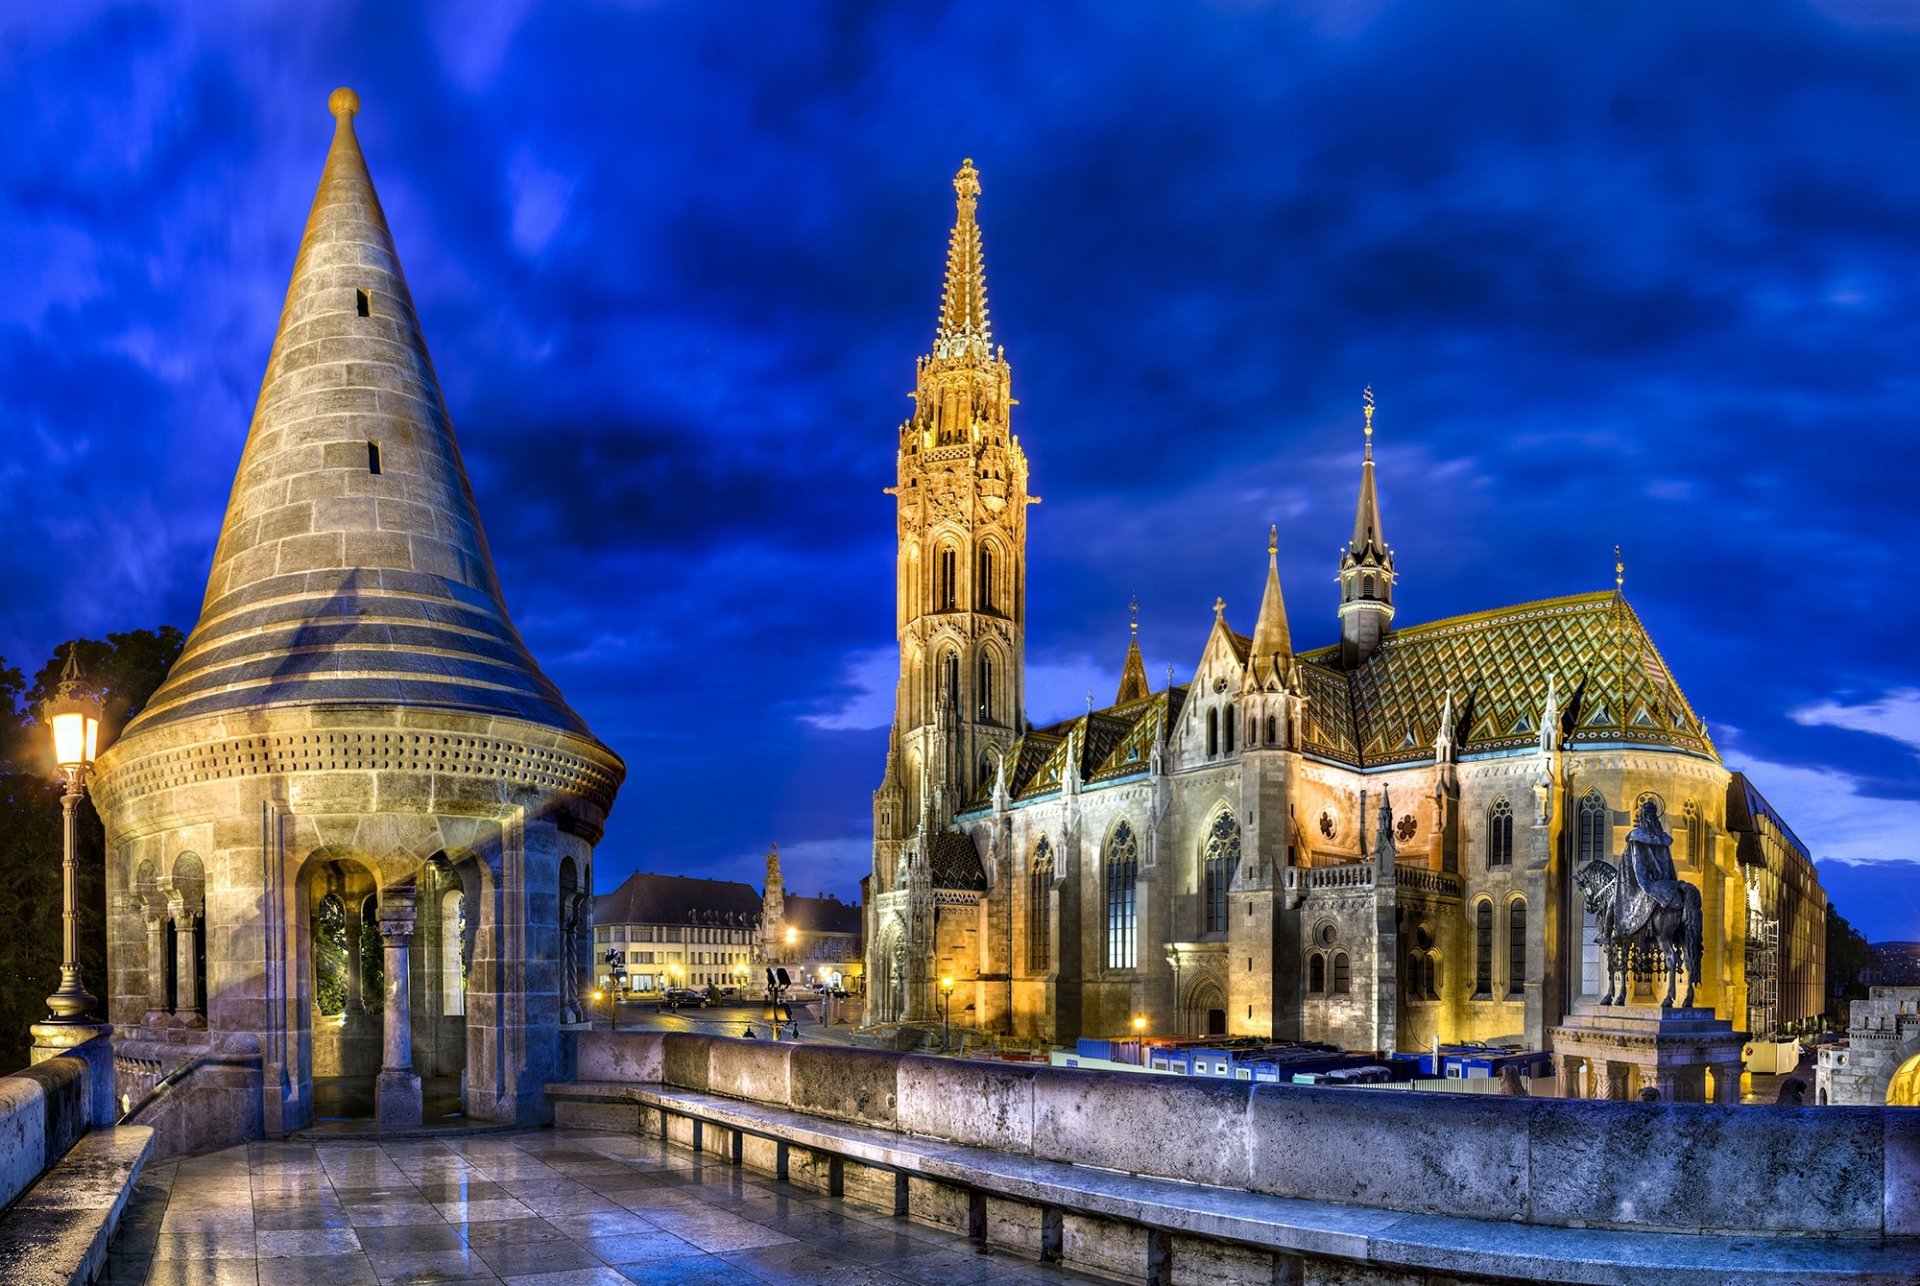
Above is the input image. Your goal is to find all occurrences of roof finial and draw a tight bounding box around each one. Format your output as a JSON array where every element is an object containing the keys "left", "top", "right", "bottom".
[
  {"left": 1362, "top": 385, "right": 1375, "bottom": 463},
  {"left": 1268, "top": 523, "right": 1278, "bottom": 557},
  {"left": 1213, "top": 596, "right": 1226, "bottom": 621},
  {"left": 1129, "top": 593, "right": 1139, "bottom": 637},
  {"left": 1614, "top": 544, "right": 1624, "bottom": 593},
  {"left": 328, "top": 86, "right": 361, "bottom": 125}
]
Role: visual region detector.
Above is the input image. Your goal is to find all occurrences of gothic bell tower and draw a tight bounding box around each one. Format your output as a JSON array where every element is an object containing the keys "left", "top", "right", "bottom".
[
  {"left": 880, "top": 159, "right": 1032, "bottom": 840},
  {"left": 1337, "top": 387, "right": 1395, "bottom": 669}
]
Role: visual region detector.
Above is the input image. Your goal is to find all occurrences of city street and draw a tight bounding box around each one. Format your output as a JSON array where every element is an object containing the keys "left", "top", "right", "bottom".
[{"left": 584, "top": 995, "right": 864, "bottom": 1046}]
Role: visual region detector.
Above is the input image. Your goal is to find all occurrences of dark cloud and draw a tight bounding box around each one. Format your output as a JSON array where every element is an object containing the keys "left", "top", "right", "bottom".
[{"left": 2, "top": 1, "right": 1916, "bottom": 938}]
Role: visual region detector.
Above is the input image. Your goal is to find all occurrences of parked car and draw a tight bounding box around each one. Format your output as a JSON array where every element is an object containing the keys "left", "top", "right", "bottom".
[{"left": 661, "top": 987, "right": 707, "bottom": 1006}]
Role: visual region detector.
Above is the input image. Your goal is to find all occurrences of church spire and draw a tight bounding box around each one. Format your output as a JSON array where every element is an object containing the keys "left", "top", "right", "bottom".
[
  {"left": 1250, "top": 524, "right": 1293, "bottom": 686},
  {"left": 935, "top": 159, "right": 991, "bottom": 360},
  {"left": 1338, "top": 386, "right": 1396, "bottom": 669},
  {"left": 1116, "top": 596, "right": 1149, "bottom": 704}
]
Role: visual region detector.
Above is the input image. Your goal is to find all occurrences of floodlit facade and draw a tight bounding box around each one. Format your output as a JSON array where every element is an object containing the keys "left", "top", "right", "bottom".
[{"left": 864, "top": 163, "right": 1824, "bottom": 1054}]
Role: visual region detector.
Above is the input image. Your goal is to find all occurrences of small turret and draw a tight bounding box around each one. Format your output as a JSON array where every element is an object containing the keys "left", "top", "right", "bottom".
[
  {"left": 1338, "top": 387, "right": 1396, "bottom": 669},
  {"left": 1249, "top": 524, "right": 1294, "bottom": 689}
]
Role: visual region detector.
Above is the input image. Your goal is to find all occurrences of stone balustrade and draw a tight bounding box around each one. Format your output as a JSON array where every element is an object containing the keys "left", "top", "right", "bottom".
[
  {"left": 1393, "top": 865, "right": 1462, "bottom": 897},
  {"left": 570, "top": 1030, "right": 1919, "bottom": 1244}
]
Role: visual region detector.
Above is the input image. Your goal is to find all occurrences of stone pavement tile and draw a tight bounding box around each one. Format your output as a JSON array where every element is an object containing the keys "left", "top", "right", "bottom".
[
  {"left": 142, "top": 1257, "right": 261, "bottom": 1285},
  {"left": 348, "top": 1199, "right": 451, "bottom": 1227},
  {"left": 457, "top": 1217, "right": 573, "bottom": 1249},
  {"left": 335, "top": 1185, "right": 426, "bottom": 1204},
  {"left": 498, "top": 1270, "right": 633, "bottom": 1286},
  {"left": 252, "top": 1204, "right": 355, "bottom": 1232},
  {"left": 640, "top": 1213, "right": 794, "bottom": 1255},
  {"left": 256, "top": 1253, "right": 384, "bottom": 1285},
  {"left": 414, "top": 1178, "right": 509, "bottom": 1203},
  {"left": 432, "top": 1198, "right": 538, "bottom": 1224},
  {"left": 257, "top": 1226, "right": 364, "bottom": 1258},
  {"left": 151, "top": 1222, "right": 262, "bottom": 1261},
  {"left": 828, "top": 1224, "right": 950, "bottom": 1265},
  {"left": 357, "top": 1222, "right": 473, "bottom": 1254},
  {"left": 612, "top": 1258, "right": 762, "bottom": 1286},
  {"left": 575, "top": 1174, "right": 658, "bottom": 1198},
  {"left": 578, "top": 1230, "right": 703, "bottom": 1266},
  {"left": 514, "top": 1194, "right": 632, "bottom": 1221},
  {"left": 721, "top": 1239, "right": 867, "bottom": 1281},
  {"left": 472, "top": 1238, "right": 605, "bottom": 1278},
  {"left": 545, "top": 1210, "right": 656, "bottom": 1241},
  {"left": 366, "top": 1246, "right": 497, "bottom": 1285},
  {"left": 883, "top": 1250, "right": 1009, "bottom": 1286}
]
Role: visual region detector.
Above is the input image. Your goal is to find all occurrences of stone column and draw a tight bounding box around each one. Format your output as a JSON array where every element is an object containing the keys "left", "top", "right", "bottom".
[
  {"left": 1559, "top": 1054, "right": 1585, "bottom": 1100},
  {"left": 344, "top": 911, "right": 365, "bottom": 1016},
  {"left": 375, "top": 904, "right": 423, "bottom": 1127},
  {"left": 145, "top": 912, "right": 172, "bottom": 1026},
  {"left": 1711, "top": 1062, "right": 1743, "bottom": 1105},
  {"left": 173, "top": 900, "right": 205, "bottom": 1028},
  {"left": 1592, "top": 1060, "right": 1616, "bottom": 1101}
]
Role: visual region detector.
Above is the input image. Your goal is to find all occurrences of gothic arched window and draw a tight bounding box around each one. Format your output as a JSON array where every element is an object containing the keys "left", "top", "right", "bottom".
[
  {"left": 977, "top": 652, "right": 996, "bottom": 723},
  {"left": 978, "top": 545, "right": 996, "bottom": 613},
  {"left": 1475, "top": 899, "right": 1495, "bottom": 996},
  {"left": 1105, "top": 821, "right": 1139, "bottom": 970},
  {"left": 1487, "top": 798, "right": 1514, "bottom": 868},
  {"left": 1203, "top": 811, "right": 1240, "bottom": 935},
  {"left": 1308, "top": 952, "right": 1326, "bottom": 994},
  {"left": 938, "top": 545, "right": 958, "bottom": 611},
  {"left": 1223, "top": 705, "right": 1236, "bottom": 755},
  {"left": 1206, "top": 708, "right": 1219, "bottom": 757},
  {"left": 1332, "top": 952, "right": 1351, "bottom": 995},
  {"left": 1028, "top": 837, "right": 1053, "bottom": 973},
  {"left": 1265, "top": 714, "right": 1278, "bottom": 744},
  {"left": 1508, "top": 899, "right": 1526, "bottom": 997},
  {"left": 1578, "top": 791, "right": 1608, "bottom": 865}
]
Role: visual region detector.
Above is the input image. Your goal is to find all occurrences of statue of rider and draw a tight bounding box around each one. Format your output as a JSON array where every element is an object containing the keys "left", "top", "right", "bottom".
[{"left": 1614, "top": 798, "right": 1683, "bottom": 939}]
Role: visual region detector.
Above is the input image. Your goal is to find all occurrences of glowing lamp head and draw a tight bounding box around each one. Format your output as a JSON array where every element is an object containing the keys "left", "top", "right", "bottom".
[
  {"left": 785, "top": 927, "right": 797, "bottom": 945},
  {"left": 1131, "top": 1016, "right": 1147, "bottom": 1033},
  {"left": 43, "top": 647, "right": 103, "bottom": 775},
  {"left": 592, "top": 989, "right": 604, "bottom": 1002},
  {"left": 941, "top": 976, "right": 954, "bottom": 992}
]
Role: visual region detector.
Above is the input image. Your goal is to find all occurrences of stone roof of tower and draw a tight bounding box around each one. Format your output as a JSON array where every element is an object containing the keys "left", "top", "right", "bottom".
[
  {"left": 1295, "top": 591, "right": 1714, "bottom": 767},
  {"left": 122, "top": 90, "right": 600, "bottom": 744},
  {"left": 929, "top": 831, "right": 989, "bottom": 892},
  {"left": 595, "top": 872, "right": 762, "bottom": 928}
]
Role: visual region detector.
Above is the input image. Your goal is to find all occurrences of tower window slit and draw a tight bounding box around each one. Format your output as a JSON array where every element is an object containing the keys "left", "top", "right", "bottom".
[
  {"left": 367, "top": 441, "right": 382, "bottom": 475},
  {"left": 356, "top": 288, "right": 370, "bottom": 317}
]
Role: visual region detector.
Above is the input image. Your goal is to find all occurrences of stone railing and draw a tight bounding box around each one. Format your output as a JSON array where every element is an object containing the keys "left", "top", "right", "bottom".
[
  {"left": 1298, "top": 861, "right": 1373, "bottom": 890},
  {"left": 564, "top": 1030, "right": 1918, "bottom": 1244},
  {"left": 1394, "top": 866, "right": 1462, "bottom": 898}
]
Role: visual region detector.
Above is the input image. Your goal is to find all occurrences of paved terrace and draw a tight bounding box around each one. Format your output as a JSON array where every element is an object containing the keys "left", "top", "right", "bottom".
[{"left": 103, "top": 1128, "right": 1093, "bottom": 1286}]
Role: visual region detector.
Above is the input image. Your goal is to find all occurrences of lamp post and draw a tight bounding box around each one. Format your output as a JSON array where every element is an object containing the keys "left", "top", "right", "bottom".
[
  {"left": 939, "top": 976, "right": 956, "bottom": 1053},
  {"left": 592, "top": 988, "right": 606, "bottom": 1032},
  {"left": 42, "top": 647, "right": 104, "bottom": 1024}
]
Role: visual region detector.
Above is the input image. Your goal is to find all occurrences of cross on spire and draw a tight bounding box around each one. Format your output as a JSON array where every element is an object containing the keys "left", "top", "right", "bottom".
[{"left": 1615, "top": 544, "right": 1625, "bottom": 593}]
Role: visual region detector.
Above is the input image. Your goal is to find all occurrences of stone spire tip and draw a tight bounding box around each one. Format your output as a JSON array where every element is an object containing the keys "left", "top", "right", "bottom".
[
  {"left": 954, "top": 158, "right": 980, "bottom": 203},
  {"left": 328, "top": 87, "right": 361, "bottom": 122}
]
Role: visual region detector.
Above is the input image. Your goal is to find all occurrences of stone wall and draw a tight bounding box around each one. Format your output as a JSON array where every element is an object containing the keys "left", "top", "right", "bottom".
[
  {"left": 569, "top": 1029, "right": 1919, "bottom": 1241},
  {"left": 0, "top": 1036, "right": 107, "bottom": 1211}
]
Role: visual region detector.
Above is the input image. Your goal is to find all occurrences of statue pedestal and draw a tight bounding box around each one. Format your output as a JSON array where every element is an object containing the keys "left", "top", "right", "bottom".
[{"left": 1549, "top": 1004, "right": 1748, "bottom": 1104}]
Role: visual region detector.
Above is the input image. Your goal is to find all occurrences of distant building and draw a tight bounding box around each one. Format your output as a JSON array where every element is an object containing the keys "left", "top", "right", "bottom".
[
  {"left": 1816, "top": 985, "right": 1920, "bottom": 1106},
  {"left": 1872, "top": 942, "right": 1920, "bottom": 987},
  {"left": 864, "top": 160, "right": 1827, "bottom": 1054},
  {"left": 595, "top": 845, "right": 864, "bottom": 993},
  {"left": 594, "top": 873, "right": 761, "bottom": 992}
]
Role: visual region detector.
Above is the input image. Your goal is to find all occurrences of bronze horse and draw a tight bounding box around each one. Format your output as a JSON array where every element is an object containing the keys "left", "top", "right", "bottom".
[{"left": 1575, "top": 857, "right": 1704, "bottom": 1008}]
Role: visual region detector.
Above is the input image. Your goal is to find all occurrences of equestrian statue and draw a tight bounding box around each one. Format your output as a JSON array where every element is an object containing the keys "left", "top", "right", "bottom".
[{"left": 1573, "top": 798, "right": 1704, "bottom": 1008}]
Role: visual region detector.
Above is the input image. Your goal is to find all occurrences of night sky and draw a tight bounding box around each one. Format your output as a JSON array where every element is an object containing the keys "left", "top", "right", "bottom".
[{"left": 4, "top": 3, "right": 1917, "bottom": 940}]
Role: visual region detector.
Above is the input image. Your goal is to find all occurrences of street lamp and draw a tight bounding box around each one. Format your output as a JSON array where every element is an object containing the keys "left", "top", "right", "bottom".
[
  {"left": 591, "top": 988, "right": 605, "bottom": 1032},
  {"left": 1132, "top": 1015, "right": 1147, "bottom": 1034},
  {"left": 940, "top": 976, "right": 956, "bottom": 1052},
  {"left": 42, "top": 647, "right": 103, "bottom": 1024}
]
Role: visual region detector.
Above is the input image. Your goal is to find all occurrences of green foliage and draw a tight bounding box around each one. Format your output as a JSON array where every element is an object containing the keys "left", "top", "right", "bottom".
[
  {"left": 315, "top": 896, "right": 348, "bottom": 1016},
  {"left": 0, "top": 628, "right": 183, "bottom": 1074},
  {"left": 1826, "top": 902, "right": 1878, "bottom": 1014}
]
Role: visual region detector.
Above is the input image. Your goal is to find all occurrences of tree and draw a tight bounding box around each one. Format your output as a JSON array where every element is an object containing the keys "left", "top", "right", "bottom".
[
  {"left": 1826, "top": 902, "right": 1878, "bottom": 1018},
  {"left": 0, "top": 628, "right": 183, "bottom": 1073}
]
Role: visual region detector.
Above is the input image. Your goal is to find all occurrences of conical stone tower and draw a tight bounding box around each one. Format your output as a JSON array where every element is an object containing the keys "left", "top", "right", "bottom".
[{"left": 92, "top": 90, "right": 624, "bottom": 1143}]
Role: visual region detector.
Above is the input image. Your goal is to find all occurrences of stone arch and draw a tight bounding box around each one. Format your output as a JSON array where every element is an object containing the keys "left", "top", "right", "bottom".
[
  {"left": 164, "top": 853, "right": 208, "bottom": 1027},
  {"left": 1102, "top": 818, "right": 1141, "bottom": 971},
  {"left": 295, "top": 849, "right": 384, "bottom": 1092},
  {"left": 1182, "top": 973, "right": 1227, "bottom": 1037},
  {"left": 1201, "top": 806, "right": 1240, "bottom": 935},
  {"left": 875, "top": 918, "right": 909, "bottom": 1023}
]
